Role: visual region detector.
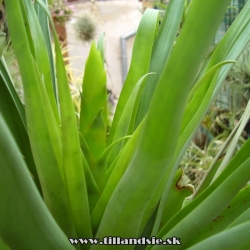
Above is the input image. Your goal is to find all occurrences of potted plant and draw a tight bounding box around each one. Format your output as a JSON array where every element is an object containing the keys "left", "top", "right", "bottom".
[{"left": 2, "top": 0, "right": 250, "bottom": 249}]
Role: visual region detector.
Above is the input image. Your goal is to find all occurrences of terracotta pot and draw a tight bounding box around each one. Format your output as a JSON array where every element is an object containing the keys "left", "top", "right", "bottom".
[
  {"left": 52, "top": 16, "right": 68, "bottom": 63},
  {"left": 53, "top": 17, "right": 67, "bottom": 41}
]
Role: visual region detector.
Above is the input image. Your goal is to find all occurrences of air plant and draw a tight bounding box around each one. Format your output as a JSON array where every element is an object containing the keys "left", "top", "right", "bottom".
[{"left": 74, "top": 11, "right": 97, "bottom": 42}]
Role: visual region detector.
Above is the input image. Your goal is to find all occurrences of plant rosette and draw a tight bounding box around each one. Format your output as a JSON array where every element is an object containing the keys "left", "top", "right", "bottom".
[{"left": 3, "top": 0, "right": 250, "bottom": 249}]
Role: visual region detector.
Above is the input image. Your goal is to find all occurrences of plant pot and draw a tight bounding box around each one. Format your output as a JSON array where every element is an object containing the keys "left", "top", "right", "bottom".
[
  {"left": 52, "top": 16, "right": 68, "bottom": 63},
  {"left": 53, "top": 16, "right": 67, "bottom": 41}
]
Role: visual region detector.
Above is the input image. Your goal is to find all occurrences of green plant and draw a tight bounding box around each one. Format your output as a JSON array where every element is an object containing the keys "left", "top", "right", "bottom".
[
  {"left": 49, "top": 0, "right": 74, "bottom": 24},
  {"left": 218, "top": 41, "right": 250, "bottom": 111},
  {"left": 2, "top": 0, "right": 250, "bottom": 250},
  {"left": 181, "top": 103, "right": 249, "bottom": 187},
  {"left": 184, "top": 40, "right": 250, "bottom": 185},
  {"left": 181, "top": 140, "right": 221, "bottom": 187},
  {"left": 74, "top": 11, "right": 97, "bottom": 42}
]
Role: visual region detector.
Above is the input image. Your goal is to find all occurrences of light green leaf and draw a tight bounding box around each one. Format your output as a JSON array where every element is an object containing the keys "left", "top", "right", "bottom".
[
  {"left": 0, "top": 115, "right": 74, "bottom": 250},
  {"left": 108, "top": 8, "right": 159, "bottom": 145},
  {"left": 136, "top": 0, "right": 185, "bottom": 125},
  {"left": 182, "top": 184, "right": 250, "bottom": 248},
  {"left": 80, "top": 42, "right": 107, "bottom": 161},
  {"left": 187, "top": 221, "right": 250, "bottom": 250},
  {"left": 5, "top": 0, "right": 76, "bottom": 237}
]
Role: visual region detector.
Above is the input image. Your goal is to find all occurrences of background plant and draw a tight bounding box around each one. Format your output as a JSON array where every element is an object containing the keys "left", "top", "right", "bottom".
[
  {"left": 1, "top": 0, "right": 250, "bottom": 250},
  {"left": 184, "top": 40, "right": 250, "bottom": 187},
  {"left": 74, "top": 11, "right": 97, "bottom": 42},
  {"left": 217, "top": 41, "right": 250, "bottom": 111},
  {"left": 49, "top": 0, "right": 75, "bottom": 24}
]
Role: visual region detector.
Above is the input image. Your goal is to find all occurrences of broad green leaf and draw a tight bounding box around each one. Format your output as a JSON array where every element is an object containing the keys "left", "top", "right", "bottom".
[
  {"left": 89, "top": 136, "right": 131, "bottom": 213},
  {"left": 227, "top": 206, "right": 250, "bottom": 229},
  {"left": 157, "top": 169, "right": 193, "bottom": 232},
  {"left": 0, "top": 58, "right": 26, "bottom": 127},
  {"left": 153, "top": 143, "right": 250, "bottom": 249},
  {"left": 0, "top": 31, "right": 6, "bottom": 56},
  {"left": 82, "top": 135, "right": 131, "bottom": 213},
  {"left": 35, "top": 0, "right": 93, "bottom": 239},
  {"left": 151, "top": 6, "right": 250, "bottom": 218},
  {"left": 135, "top": 206, "right": 159, "bottom": 250},
  {"left": 0, "top": 115, "right": 74, "bottom": 250},
  {"left": 105, "top": 73, "right": 154, "bottom": 169},
  {"left": 33, "top": 59, "right": 63, "bottom": 181},
  {"left": 79, "top": 132, "right": 96, "bottom": 168},
  {"left": 24, "top": 0, "right": 58, "bottom": 122},
  {"left": 187, "top": 221, "right": 250, "bottom": 250},
  {"left": 96, "top": 135, "right": 132, "bottom": 173},
  {"left": 0, "top": 237, "right": 9, "bottom": 250},
  {"left": 107, "top": 9, "right": 159, "bottom": 145},
  {"left": 53, "top": 15, "right": 93, "bottom": 240},
  {"left": 208, "top": 0, "right": 250, "bottom": 101},
  {"left": 81, "top": 152, "right": 99, "bottom": 193},
  {"left": 90, "top": 123, "right": 143, "bottom": 236},
  {"left": 19, "top": 0, "right": 36, "bottom": 58},
  {"left": 84, "top": 108, "right": 106, "bottom": 165},
  {"left": 5, "top": 0, "right": 77, "bottom": 237},
  {"left": 152, "top": 61, "right": 235, "bottom": 235},
  {"left": 93, "top": 1, "right": 231, "bottom": 245},
  {"left": 80, "top": 42, "right": 107, "bottom": 161},
  {"left": 34, "top": 0, "right": 58, "bottom": 103},
  {"left": 182, "top": 184, "right": 250, "bottom": 248},
  {"left": 4, "top": 0, "right": 250, "bottom": 249},
  {"left": 114, "top": 73, "right": 155, "bottom": 139},
  {"left": 136, "top": 0, "right": 185, "bottom": 125},
  {"left": 0, "top": 65, "right": 41, "bottom": 193},
  {"left": 141, "top": 168, "right": 193, "bottom": 239},
  {"left": 186, "top": 61, "right": 236, "bottom": 104},
  {"left": 81, "top": 151, "right": 100, "bottom": 215}
]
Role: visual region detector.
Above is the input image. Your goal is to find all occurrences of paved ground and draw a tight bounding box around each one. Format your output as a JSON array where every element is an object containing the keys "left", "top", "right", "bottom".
[{"left": 66, "top": 0, "right": 142, "bottom": 96}]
